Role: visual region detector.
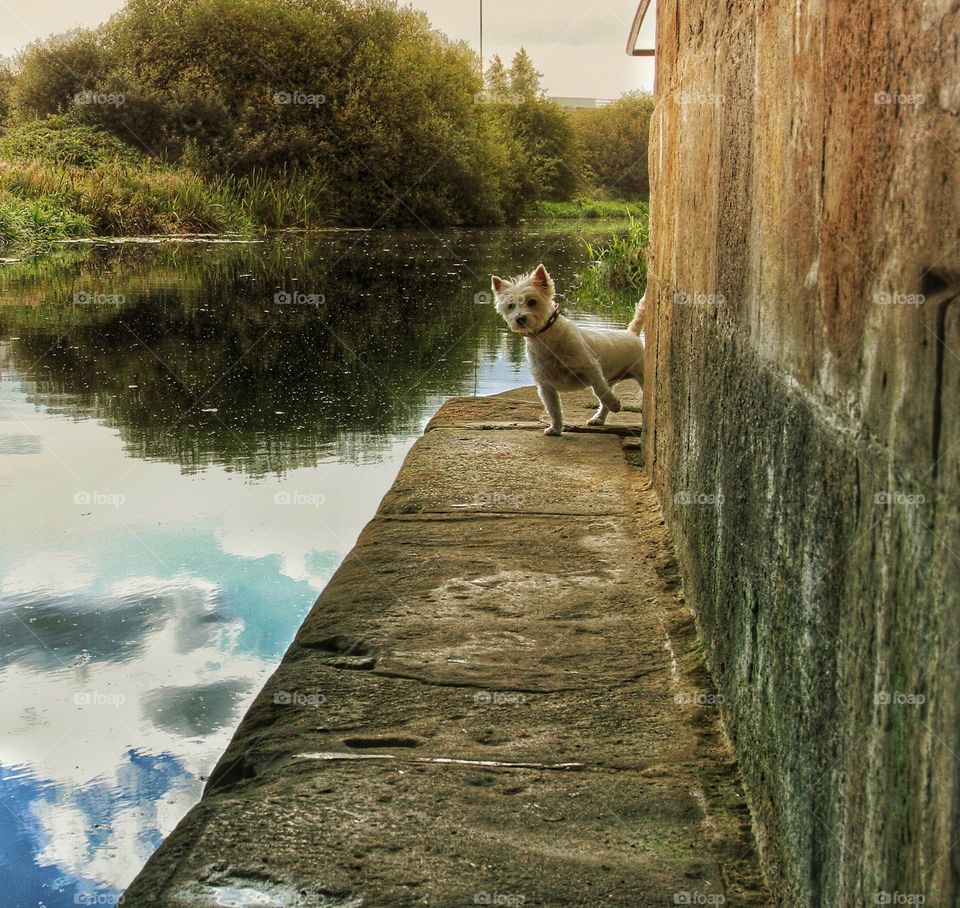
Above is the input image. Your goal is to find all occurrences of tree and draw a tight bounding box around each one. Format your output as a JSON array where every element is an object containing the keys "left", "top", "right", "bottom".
[
  {"left": 0, "top": 59, "right": 14, "bottom": 127},
  {"left": 12, "top": 30, "right": 106, "bottom": 118},
  {"left": 483, "top": 47, "right": 582, "bottom": 202},
  {"left": 508, "top": 49, "right": 544, "bottom": 99},
  {"left": 484, "top": 55, "right": 509, "bottom": 100},
  {"left": 571, "top": 91, "right": 654, "bottom": 199}
]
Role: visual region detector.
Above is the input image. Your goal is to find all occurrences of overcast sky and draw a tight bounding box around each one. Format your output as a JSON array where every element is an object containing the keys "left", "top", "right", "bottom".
[{"left": 0, "top": 0, "right": 656, "bottom": 97}]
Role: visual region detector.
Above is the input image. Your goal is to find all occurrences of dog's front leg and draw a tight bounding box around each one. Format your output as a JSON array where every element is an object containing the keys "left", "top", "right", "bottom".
[
  {"left": 584, "top": 366, "right": 621, "bottom": 414},
  {"left": 587, "top": 401, "right": 609, "bottom": 426},
  {"left": 538, "top": 384, "right": 564, "bottom": 436}
]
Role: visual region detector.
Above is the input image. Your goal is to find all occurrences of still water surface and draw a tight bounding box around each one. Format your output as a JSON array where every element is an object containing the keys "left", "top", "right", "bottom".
[{"left": 0, "top": 226, "right": 634, "bottom": 906}]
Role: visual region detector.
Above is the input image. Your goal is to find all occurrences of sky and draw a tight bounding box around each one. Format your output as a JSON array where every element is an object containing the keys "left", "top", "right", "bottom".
[{"left": 0, "top": 0, "right": 656, "bottom": 98}]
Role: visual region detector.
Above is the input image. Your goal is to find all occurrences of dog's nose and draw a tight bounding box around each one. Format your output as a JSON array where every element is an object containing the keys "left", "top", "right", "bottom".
[{"left": 515, "top": 315, "right": 527, "bottom": 327}]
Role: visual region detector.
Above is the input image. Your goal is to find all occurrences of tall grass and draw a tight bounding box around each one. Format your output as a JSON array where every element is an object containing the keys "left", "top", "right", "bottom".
[
  {"left": 530, "top": 198, "right": 648, "bottom": 221},
  {"left": 217, "top": 169, "right": 331, "bottom": 229},
  {"left": 0, "top": 191, "right": 91, "bottom": 252},
  {"left": 577, "top": 209, "right": 649, "bottom": 305},
  {"left": 0, "top": 159, "right": 253, "bottom": 238},
  {"left": 0, "top": 121, "right": 336, "bottom": 252}
]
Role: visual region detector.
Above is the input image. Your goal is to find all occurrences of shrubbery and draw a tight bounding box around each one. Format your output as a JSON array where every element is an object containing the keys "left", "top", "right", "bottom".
[
  {"left": 8, "top": 0, "right": 537, "bottom": 226},
  {"left": 0, "top": 119, "right": 235, "bottom": 249},
  {"left": 0, "top": 115, "right": 140, "bottom": 167},
  {"left": 1, "top": 0, "right": 653, "bottom": 245},
  {"left": 570, "top": 92, "right": 654, "bottom": 200},
  {"left": 578, "top": 209, "right": 650, "bottom": 304},
  {"left": 0, "top": 60, "right": 14, "bottom": 127},
  {"left": 483, "top": 51, "right": 583, "bottom": 204}
]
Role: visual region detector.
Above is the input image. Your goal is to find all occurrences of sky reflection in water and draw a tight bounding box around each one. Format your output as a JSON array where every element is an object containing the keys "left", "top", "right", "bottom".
[{"left": 0, "top": 226, "right": 634, "bottom": 906}]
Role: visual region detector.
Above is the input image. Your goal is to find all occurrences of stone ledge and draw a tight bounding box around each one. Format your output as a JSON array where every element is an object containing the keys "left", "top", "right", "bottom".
[{"left": 122, "top": 389, "right": 768, "bottom": 908}]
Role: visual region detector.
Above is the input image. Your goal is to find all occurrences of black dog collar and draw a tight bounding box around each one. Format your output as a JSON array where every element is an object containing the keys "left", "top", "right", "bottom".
[{"left": 527, "top": 304, "right": 561, "bottom": 338}]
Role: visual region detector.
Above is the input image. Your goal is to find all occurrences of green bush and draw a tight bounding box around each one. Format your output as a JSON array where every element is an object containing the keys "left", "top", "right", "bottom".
[
  {"left": 0, "top": 61, "right": 14, "bottom": 127},
  {"left": 0, "top": 190, "right": 91, "bottom": 252},
  {"left": 0, "top": 119, "right": 258, "bottom": 239},
  {"left": 0, "top": 159, "right": 254, "bottom": 236},
  {"left": 11, "top": 29, "right": 107, "bottom": 118},
  {"left": 483, "top": 50, "right": 583, "bottom": 207},
  {"left": 8, "top": 0, "right": 538, "bottom": 226},
  {"left": 571, "top": 92, "right": 654, "bottom": 200},
  {"left": 0, "top": 116, "right": 141, "bottom": 168},
  {"left": 578, "top": 208, "right": 649, "bottom": 302}
]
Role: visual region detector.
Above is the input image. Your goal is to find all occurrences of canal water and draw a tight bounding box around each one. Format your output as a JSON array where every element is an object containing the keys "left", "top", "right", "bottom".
[{"left": 0, "top": 225, "right": 636, "bottom": 906}]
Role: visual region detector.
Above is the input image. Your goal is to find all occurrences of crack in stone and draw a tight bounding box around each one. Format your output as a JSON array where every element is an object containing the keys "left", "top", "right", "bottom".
[
  {"left": 294, "top": 752, "right": 588, "bottom": 771},
  {"left": 368, "top": 668, "right": 578, "bottom": 694}
]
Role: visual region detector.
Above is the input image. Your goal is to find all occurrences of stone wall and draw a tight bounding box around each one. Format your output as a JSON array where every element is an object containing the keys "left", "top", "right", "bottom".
[{"left": 643, "top": 1, "right": 960, "bottom": 904}]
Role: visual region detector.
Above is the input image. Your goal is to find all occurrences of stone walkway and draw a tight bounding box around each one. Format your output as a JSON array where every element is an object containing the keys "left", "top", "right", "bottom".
[{"left": 124, "top": 387, "right": 770, "bottom": 907}]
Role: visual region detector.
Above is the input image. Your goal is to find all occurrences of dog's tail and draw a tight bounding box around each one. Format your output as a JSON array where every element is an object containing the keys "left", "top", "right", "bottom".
[{"left": 627, "top": 294, "right": 646, "bottom": 335}]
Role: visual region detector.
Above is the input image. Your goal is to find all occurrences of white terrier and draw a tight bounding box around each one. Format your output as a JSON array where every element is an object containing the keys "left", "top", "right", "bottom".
[{"left": 491, "top": 264, "right": 645, "bottom": 436}]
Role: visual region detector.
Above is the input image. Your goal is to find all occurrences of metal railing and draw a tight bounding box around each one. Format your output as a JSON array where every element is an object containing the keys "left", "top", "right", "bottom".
[{"left": 627, "top": 0, "right": 655, "bottom": 57}]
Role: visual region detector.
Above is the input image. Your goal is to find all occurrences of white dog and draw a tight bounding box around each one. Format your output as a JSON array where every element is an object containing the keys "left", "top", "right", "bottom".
[{"left": 491, "top": 264, "right": 645, "bottom": 436}]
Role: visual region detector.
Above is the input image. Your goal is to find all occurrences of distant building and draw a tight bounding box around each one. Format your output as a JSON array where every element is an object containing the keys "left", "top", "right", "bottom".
[{"left": 549, "top": 97, "right": 613, "bottom": 109}]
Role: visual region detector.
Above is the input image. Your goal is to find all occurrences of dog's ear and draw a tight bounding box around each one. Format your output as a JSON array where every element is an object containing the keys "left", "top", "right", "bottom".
[
  {"left": 532, "top": 264, "right": 551, "bottom": 288},
  {"left": 491, "top": 275, "right": 506, "bottom": 294}
]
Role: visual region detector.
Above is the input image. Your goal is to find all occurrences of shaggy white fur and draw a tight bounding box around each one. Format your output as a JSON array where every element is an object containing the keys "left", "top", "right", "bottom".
[{"left": 491, "top": 264, "right": 645, "bottom": 436}]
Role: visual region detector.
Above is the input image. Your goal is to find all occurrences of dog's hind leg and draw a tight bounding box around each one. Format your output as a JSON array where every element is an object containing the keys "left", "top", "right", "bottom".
[
  {"left": 538, "top": 384, "right": 564, "bottom": 436},
  {"left": 630, "top": 368, "right": 644, "bottom": 409}
]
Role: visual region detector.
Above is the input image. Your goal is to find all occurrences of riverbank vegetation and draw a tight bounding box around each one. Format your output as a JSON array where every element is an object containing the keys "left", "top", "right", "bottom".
[
  {"left": 529, "top": 199, "right": 648, "bottom": 221},
  {"left": 0, "top": 0, "right": 653, "bottom": 254},
  {"left": 568, "top": 93, "right": 654, "bottom": 201},
  {"left": 577, "top": 209, "right": 649, "bottom": 305}
]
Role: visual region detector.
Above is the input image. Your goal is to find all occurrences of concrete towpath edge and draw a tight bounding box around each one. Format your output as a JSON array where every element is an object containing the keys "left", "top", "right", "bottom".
[{"left": 122, "top": 387, "right": 770, "bottom": 907}]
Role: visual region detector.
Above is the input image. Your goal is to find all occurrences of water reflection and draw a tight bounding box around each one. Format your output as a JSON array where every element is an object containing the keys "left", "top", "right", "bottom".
[
  {"left": 0, "top": 226, "right": 634, "bottom": 905},
  {"left": 2, "top": 229, "right": 594, "bottom": 474}
]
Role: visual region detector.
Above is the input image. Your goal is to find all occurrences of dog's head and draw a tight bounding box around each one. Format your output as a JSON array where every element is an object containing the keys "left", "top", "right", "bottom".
[{"left": 490, "top": 264, "right": 556, "bottom": 335}]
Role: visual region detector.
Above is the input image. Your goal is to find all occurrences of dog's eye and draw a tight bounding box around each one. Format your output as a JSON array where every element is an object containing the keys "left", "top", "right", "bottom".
[
  {"left": 526, "top": 298, "right": 537, "bottom": 306},
  {"left": 507, "top": 303, "right": 515, "bottom": 311}
]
